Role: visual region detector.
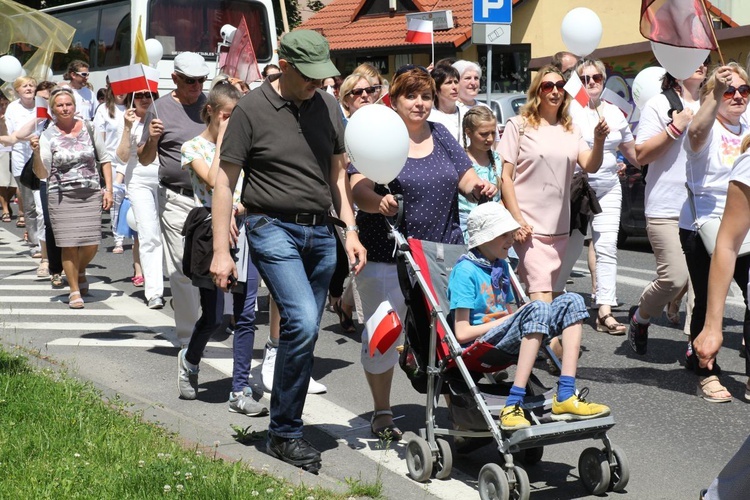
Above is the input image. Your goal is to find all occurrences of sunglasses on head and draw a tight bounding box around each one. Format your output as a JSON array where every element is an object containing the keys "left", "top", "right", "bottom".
[
  {"left": 177, "top": 73, "right": 207, "bottom": 85},
  {"left": 74, "top": 71, "right": 90, "bottom": 78},
  {"left": 348, "top": 85, "right": 381, "bottom": 98},
  {"left": 582, "top": 74, "right": 604, "bottom": 85},
  {"left": 723, "top": 84, "right": 750, "bottom": 99},
  {"left": 394, "top": 64, "right": 429, "bottom": 78},
  {"left": 289, "top": 63, "right": 319, "bottom": 83},
  {"left": 133, "top": 92, "right": 156, "bottom": 100},
  {"left": 540, "top": 80, "right": 566, "bottom": 93}
]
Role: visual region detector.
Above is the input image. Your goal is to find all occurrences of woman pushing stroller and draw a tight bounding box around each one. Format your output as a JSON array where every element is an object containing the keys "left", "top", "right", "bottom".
[{"left": 447, "top": 202, "right": 611, "bottom": 431}]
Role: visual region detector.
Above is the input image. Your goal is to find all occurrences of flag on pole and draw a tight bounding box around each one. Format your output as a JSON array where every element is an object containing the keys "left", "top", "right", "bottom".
[
  {"left": 133, "top": 16, "right": 149, "bottom": 65},
  {"left": 405, "top": 18, "right": 433, "bottom": 44},
  {"left": 364, "top": 301, "right": 403, "bottom": 357},
  {"left": 601, "top": 88, "right": 634, "bottom": 120},
  {"left": 107, "top": 64, "right": 159, "bottom": 95},
  {"left": 640, "top": 0, "right": 717, "bottom": 49},
  {"left": 221, "top": 17, "right": 261, "bottom": 83},
  {"left": 564, "top": 72, "right": 589, "bottom": 108},
  {"left": 35, "top": 96, "right": 50, "bottom": 120}
]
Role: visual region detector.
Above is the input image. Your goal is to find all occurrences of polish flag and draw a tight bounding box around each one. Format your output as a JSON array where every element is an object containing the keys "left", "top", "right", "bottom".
[
  {"left": 106, "top": 64, "right": 159, "bottom": 96},
  {"left": 365, "top": 301, "right": 403, "bottom": 357},
  {"left": 35, "top": 96, "right": 50, "bottom": 120},
  {"left": 405, "top": 18, "right": 433, "bottom": 44},
  {"left": 601, "top": 88, "right": 634, "bottom": 120},
  {"left": 564, "top": 71, "right": 589, "bottom": 108}
]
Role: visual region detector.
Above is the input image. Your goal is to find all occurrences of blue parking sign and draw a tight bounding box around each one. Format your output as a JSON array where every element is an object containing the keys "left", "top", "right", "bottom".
[{"left": 473, "top": 0, "right": 512, "bottom": 24}]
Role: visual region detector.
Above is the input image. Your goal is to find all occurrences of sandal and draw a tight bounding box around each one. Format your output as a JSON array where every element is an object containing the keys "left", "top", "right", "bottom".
[
  {"left": 78, "top": 272, "right": 89, "bottom": 295},
  {"left": 36, "top": 259, "right": 50, "bottom": 278},
  {"left": 666, "top": 300, "right": 681, "bottom": 325},
  {"left": 371, "top": 409, "right": 403, "bottom": 442},
  {"left": 68, "top": 291, "right": 84, "bottom": 309},
  {"left": 16, "top": 215, "right": 25, "bottom": 228},
  {"left": 1, "top": 212, "right": 10, "bottom": 223},
  {"left": 334, "top": 300, "right": 356, "bottom": 334},
  {"left": 131, "top": 275, "right": 144, "bottom": 287},
  {"left": 697, "top": 375, "right": 732, "bottom": 403},
  {"left": 50, "top": 274, "right": 64, "bottom": 288},
  {"left": 596, "top": 314, "right": 626, "bottom": 335}
]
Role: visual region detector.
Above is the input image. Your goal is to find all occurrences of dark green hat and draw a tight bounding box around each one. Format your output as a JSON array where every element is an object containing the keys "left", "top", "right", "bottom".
[{"left": 278, "top": 30, "right": 339, "bottom": 80}]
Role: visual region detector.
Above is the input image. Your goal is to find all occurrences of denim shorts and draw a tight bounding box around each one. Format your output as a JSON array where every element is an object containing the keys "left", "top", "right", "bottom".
[{"left": 479, "top": 293, "right": 588, "bottom": 356}]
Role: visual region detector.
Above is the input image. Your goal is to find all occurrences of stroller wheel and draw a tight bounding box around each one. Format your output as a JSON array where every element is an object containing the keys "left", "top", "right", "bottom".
[
  {"left": 509, "top": 465, "right": 530, "bottom": 500},
  {"left": 478, "top": 463, "right": 509, "bottom": 500},
  {"left": 607, "top": 445, "right": 630, "bottom": 492},
  {"left": 578, "top": 447, "right": 611, "bottom": 495},
  {"left": 434, "top": 438, "right": 453, "bottom": 479},
  {"left": 406, "top": 435, "right": 433, "bottom": 482}
]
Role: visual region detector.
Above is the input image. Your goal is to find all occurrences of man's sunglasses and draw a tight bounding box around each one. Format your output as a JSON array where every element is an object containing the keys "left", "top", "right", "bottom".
[
  {"left": 540, "top": 81, "right": 566, "bottom": 93},
  {"left": 74, "top": 71, "right": 90, "bottom": 78},
  {"left": 133, "top": 92, "right": 157, "bottom": 100},
  {"left": 289, "top": 63, "right": 320, "bottom": 83},
  {"left": 582, "top": 74, "right": 604, "bottom": 85},
  {"left": 723, "top": 84, "right": 750, "bottom": 99},
  {"left": 177, "top": 73, "right": 207, "bottom": 85},
  {"left": 347, "top": 85, "right": 382, "bottom": 98}
]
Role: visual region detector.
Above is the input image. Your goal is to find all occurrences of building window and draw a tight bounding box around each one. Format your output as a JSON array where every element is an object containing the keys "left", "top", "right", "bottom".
[{"left": 477, "top": 44, "right": 531, "bottom": 94}]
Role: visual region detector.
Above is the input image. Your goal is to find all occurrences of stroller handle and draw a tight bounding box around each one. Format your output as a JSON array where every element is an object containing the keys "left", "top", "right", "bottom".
[{"left": 385, "top": 194, "right": 405, "bottom": 233}]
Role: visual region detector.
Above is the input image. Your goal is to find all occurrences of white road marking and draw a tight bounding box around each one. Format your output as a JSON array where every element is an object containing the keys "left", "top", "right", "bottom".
[
  {"left": 1, "top": 308, "right": 132, "bottom": 316},
  {"left": 47, "top": 338, "right": 229, "bottom": 348}
]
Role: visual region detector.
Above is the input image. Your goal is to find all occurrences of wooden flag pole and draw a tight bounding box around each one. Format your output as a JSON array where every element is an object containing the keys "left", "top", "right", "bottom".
[{"left": 699, "top": 0, "right": 725, "bottom": 65}]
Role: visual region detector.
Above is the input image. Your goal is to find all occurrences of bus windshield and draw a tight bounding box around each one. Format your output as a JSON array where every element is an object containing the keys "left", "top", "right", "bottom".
[{"left": 149, "top": 0, "right": 273, "bottom": 61}]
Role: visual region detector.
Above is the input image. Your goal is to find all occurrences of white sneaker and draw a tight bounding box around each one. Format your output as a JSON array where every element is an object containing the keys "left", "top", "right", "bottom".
[{"left": 261, "top": 343, "right": 328, "bottom": 394}]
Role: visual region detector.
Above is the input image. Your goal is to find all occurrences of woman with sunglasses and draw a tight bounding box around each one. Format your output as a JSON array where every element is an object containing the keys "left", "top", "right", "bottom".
[
  {"left": 31, "top": 87, "right": 113, "bottom": 308},
  {"left": 680, "top": 63, "right": 750, "bottom": 402},
  {"left": 566, "top": 58, "right": 639, "bottom": 334},
  {"left": 339, "top": 73, "right": 381, "bottom": 122},
  {"left": 65, "top": 60, "right": 96, "bottom": 121},
  {"left": 499, "top": 65, "right": 608, "bottom": 303},
  {"left": 349, "top": 66, "right": 496, "bottom": 441},
  {"left": 115, "top": 89, "right": 164, "bottom": 309}
]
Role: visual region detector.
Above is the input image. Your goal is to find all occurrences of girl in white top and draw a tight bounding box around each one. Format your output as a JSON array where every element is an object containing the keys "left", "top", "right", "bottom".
[
  {"left": 570, "top": 58, "right": 639, "bottom": 335},
  {"left": 682, "top": 63, "right": 750, "bottom": 402},
  {"left": 428, "top": 64, "right": 462, "bottom": 141}
]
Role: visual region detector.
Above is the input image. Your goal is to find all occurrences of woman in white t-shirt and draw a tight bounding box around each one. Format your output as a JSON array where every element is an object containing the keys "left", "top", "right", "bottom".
[
  {"left": 695, "top": 136, "right": 750, "bottom": 402},
  {"left": 570, "top": 58, "right": 639, "bottom": 335},
  {"left": 681, "top": 63, "right": 750, "bottom": 402},
  {"left": 428, "top": 64, "right": 462, "bottom": 141}
]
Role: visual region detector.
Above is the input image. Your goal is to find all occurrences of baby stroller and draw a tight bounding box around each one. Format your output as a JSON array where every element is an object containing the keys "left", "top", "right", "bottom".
[{"left": 391, "top": 223, "right": 630, "bottom": 499}]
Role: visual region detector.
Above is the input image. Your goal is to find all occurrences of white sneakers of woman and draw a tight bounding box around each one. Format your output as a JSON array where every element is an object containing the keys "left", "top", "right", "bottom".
[{"left": 261, "top": 344, "right": 327, "bottom": 394}]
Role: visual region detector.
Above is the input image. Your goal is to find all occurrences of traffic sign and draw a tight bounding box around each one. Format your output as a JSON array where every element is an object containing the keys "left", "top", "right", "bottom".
[
  {"left": 472, "top": 23, "right": 511, "bottom": 45},
  {"left": 473, "top": 0, "right": 512, "bottom": 24}
]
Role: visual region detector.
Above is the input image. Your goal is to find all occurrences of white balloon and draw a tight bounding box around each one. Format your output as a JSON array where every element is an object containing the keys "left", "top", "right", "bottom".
[
  {"left": 561, "top": 8, "right": 603, "bottom": 57},
  {"left": 345, "top": 105, "right": 409, "bottom": 185},
  {"left": 632, "top": 66, "right": 666, "bottom": 110},
  {"left": 126, "top": 207, "right": 138, "bottom": 232},
  {"left": 650, "top": 42, "right": 709, "bottom": 81},
  {"left": 0, "top": 55, "right": 23, "bottom": 82},
  {"left": 145, "top": 39, "right": 163, "bottom": 66}
]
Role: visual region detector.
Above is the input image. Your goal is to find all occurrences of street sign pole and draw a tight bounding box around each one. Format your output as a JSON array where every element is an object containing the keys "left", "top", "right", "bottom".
[
  {"left": 473, "top": 0, "right": 511, "bottom": 109},
  {"left": 486, "top": 45, "right": 492, "bottom": 106}
]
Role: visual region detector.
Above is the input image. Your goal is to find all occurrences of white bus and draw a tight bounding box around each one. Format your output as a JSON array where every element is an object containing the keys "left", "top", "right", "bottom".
[{"left": 38, "top": 0, "right": 278, "bottom": 92}]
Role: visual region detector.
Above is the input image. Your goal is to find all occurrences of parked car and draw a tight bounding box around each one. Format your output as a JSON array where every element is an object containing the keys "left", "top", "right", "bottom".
[
  {"left": 481, "top": 92, "right": 527, "bottom": 135},
  {"left": 618, "top": 162, "right": 647, "bottom": 244}
]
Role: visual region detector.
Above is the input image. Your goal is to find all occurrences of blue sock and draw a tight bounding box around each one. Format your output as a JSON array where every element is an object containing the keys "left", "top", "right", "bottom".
[
  {"left": 557, "top": 375, "right": 575, "bottom": 401},
  {"left": 505, "top": 385, "right": 526, "bottom": 407}
]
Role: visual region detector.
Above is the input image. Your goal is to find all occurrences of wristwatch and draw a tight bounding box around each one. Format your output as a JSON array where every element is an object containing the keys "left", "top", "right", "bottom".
[{"left": 345, "top": 225, "right": 359, "bottom": 233}]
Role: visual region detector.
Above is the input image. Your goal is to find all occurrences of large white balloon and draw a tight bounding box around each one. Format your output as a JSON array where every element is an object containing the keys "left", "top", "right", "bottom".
[
  {"left": 0, "top": 55, "right": 23, "bottom": 82},
  {"left": 632, "top": 66, "right": 666, "bottom": 110},
  {"left": 650, "top": 42, "right": 709, "bottom": 81},
  {"left": 561, "top": 8, "right": 603, "bottom": 57},
  {"left": 345, "top": 105, "right": 409, "bottom": 185},
  {"left": 145, "top": 39, "right": 164, "bottom": 67}
]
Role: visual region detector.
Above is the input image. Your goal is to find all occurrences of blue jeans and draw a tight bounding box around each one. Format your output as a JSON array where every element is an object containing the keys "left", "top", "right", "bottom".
[
  {"left": 246, "top": 215, "right": 336, "bottom": 438},
  {"left": 231, "top": 254, "right": 260, "bottom": 393}
]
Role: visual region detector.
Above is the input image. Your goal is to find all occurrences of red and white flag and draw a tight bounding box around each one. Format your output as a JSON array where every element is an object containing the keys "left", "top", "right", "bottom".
[
  {"left": 564, "top": 71, "right": 589, "bottom": 108},
  {"left": 35, "top": 96, "right": 50, "bottom": 120},
  {"left": 106, "top": 64, "right": 159, "bottom": 96},
  {"left": 405, "top": 18, "right": 433, "bottom": 44},
  {"left": 640, "top": 0, "right": 716, "bottom": 50},
  {"left": 222, "top": 16, "right": 261, "bottom": 83},
  {"left": 601, "top": 88, "right": 634, "bottom": 120},
  {"left": 365, "top": 301, "right": 403, "bottom": 357}
]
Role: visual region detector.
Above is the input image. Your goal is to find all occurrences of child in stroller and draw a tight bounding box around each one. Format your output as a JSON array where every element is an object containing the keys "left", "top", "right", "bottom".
[{"left": 447, "top": 202, "right": 610, "bottom": 431}]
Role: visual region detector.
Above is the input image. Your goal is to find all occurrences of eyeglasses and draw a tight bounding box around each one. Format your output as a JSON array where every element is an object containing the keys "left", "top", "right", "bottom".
[
  {"left": 723, "top": 84, "right": 750, "bottom": 99},
  {"left": 74, "top": 71, "right": 90, "bottom": 78},
  {"left": 133, "top": 92, "right": 156, "bottom": 100},
  {"left": 289, "top": 63, "right": 319, "bottom": 83},
  {"left": 347, "top": 85, "right": 382, "bottom": 98},
  {"left": 582, "top": 74, "right": 604, "bottom": 85},
  {"left": 395, "top": 65, "right": 429, "bottom": 78},
  {"left": 540, "top": 81, "right": 566, "bottom": 93},
  {"left": 177, "top": 73, "right": 207, "bottom": 85}
]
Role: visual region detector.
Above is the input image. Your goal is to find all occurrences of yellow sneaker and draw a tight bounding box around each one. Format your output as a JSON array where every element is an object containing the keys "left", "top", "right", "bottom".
[
  {"left": 499, "top": 404, "right": 530, "bottom": 431},
  {"left": 551, "top": 388, "right": 611, "bottom": 421}
]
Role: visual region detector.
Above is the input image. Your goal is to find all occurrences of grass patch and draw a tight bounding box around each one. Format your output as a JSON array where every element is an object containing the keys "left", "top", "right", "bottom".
[{"left": 0, "top": 346, "right": 347, "bottom": 499}]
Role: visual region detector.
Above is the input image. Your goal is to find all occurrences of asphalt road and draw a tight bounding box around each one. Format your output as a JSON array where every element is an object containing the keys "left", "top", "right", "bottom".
[{"left": 1, "top": 216, "right": 748, "bottom": 500}]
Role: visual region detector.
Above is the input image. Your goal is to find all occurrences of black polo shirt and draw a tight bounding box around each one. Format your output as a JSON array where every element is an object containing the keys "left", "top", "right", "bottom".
[{"left": 220, "top": 76, "right": 345, "bottom": 214}]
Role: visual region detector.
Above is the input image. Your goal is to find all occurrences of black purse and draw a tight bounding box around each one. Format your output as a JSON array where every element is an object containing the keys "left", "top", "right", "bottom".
[{"left": 19, "top": 152, "right": 40, "bottom": 190}]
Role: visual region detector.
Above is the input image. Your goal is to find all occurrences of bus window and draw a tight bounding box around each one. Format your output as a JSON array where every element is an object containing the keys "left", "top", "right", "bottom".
[
  {"left": 149, "top": 0, "right": 272, "bottom": 62},
  {"left": 99, "top": 3, "right": 131, "bottom": 69},
  {"left": 54, "top": 8, "right": 99, "bottom": 71}
]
